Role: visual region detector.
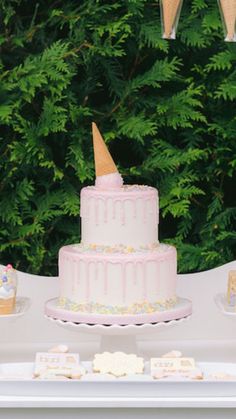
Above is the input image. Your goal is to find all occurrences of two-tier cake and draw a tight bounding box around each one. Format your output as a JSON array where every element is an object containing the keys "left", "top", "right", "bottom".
[{"left": 45, "top": 123, "right": 192, "bottom": 325}]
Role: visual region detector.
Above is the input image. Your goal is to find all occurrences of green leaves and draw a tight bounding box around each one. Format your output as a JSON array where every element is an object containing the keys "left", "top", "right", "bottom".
[
  {"left": 0, "top": 0, "right": 235, "bottom": 274},
  {"left": 118, "top": 114, "right": 157, "bottom": 143},
  {"left": 215, "top": 77, "right": 236, "bottom": 101},
  {"left": 130, "top": 57, "right": 182, "bottom": 91},
  {"left": 139, "top": 22, "right": 169, "bottom": 51},
  {"left": 206, "top": 50, "right": 236, "bottom": 71},
  {"left": 156, "top": 85, "right": 206, "bottom": 129}
]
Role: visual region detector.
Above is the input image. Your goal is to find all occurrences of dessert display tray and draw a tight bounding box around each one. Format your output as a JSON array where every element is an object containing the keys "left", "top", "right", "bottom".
[{"left": 0, "top": 362, "right": 236, "bottom": 398}]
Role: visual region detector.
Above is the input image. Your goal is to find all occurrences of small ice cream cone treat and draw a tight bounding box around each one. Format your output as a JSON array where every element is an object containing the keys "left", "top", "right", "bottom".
[
  {"left": 219, "top": 0, "right": 236, "bottom": 42},
  {"left": 161, "top": 0, "right": 183, "bottom": 39},
  {"left": 227, "top": 270, "right": 236, "bottom": 307},
  {"left": 0, "top": 264, "right": 17, "bottom": 315},
  {"left": 92, "top": 122, "right": 123, "bottom": 189}
]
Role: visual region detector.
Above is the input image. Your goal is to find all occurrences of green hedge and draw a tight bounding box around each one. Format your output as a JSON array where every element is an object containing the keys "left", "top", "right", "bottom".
[{"left": 0, "top": 0, "right": 236, "bottom": 275}]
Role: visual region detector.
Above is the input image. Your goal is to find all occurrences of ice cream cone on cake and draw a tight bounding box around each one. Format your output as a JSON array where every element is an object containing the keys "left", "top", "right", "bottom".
[
  {"left": 161, "top": 0, "right": 182, "bottom": 39},
  {"left": 92, "top": 122, "right": 123, "bottom": 188},
  {"left": 219, "top": 0, "right": 236, "bottom": 42}
]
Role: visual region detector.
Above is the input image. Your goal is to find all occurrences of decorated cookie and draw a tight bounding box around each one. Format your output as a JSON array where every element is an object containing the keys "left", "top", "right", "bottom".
[
  {"left": 151, "top": 357, "right": 203, "bottom": 380},
  {"left": 34, "top": 352, "right": 85, "bottom": 379},
  {"left": 93, "top": 352, "right": 144, "bottom": 377}
]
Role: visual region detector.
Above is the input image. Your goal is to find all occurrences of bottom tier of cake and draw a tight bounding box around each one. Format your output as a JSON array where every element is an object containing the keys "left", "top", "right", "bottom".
[{"left": 58, "top": 243, "right": 178, "bottom": 318}]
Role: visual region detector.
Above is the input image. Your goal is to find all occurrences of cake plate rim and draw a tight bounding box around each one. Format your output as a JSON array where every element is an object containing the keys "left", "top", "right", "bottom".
[{"left": 44, "top": 296, "right": 192, "bottom": 334}]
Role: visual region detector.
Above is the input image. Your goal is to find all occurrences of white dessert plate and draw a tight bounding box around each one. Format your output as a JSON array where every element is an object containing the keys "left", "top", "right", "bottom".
[
  {"left": 215, "top": 293, "right": 236, "bottom": 317},
  {"left": 0, "top": 297, "right": 31, "bottom": 320},
  {"left": 0, "top": 362, "right": 236, "bottom": 398}
]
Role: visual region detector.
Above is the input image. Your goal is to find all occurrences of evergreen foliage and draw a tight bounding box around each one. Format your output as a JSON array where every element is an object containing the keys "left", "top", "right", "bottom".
[{"left": 0, "top": 0, "right": 235, "bottom": 275}]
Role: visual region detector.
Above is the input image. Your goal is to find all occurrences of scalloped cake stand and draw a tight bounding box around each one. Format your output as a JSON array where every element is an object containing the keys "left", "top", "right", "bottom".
[{"left": 45, "top": 297, "right": 192, "bottom": 353}]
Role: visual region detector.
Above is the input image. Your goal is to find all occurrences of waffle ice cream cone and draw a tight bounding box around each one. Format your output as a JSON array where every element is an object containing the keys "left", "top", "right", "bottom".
[
  {"left": 92, "top": 122, "right": 118, "bottom": 177},
  {"left": 220, "top": 0, "right": 236, "bottom": 41},
  {"left": 0, "top": 297, "right": 16, "bottom": 315},
  {"left": 162, "top": 0, "right": 182, "bottom": 39}
]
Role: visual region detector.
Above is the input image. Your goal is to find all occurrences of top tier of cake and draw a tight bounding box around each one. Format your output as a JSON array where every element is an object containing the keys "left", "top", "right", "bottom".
[{"left": 80, "top": 184, "right": 159, "bottom": 247}]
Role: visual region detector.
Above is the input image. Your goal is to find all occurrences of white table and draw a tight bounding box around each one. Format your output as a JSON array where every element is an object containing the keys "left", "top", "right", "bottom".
[{"left": 0, "top": 261, "right": 235, "bottom": 417}]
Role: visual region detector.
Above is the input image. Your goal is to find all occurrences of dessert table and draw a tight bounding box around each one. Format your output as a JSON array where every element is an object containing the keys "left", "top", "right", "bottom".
[{"left": 0, "top": 260, "right": 235, "bottom": 418}]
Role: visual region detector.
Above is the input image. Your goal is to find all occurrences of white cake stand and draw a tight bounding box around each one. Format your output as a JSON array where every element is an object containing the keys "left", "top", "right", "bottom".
[{"left": 45, "top": 297, "right": 192, "bottom": 353}]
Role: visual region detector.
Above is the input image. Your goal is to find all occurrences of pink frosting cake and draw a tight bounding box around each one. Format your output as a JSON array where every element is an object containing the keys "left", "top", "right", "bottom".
[{"left": 50, "top": 123, "right": 192, "bottom": 325}]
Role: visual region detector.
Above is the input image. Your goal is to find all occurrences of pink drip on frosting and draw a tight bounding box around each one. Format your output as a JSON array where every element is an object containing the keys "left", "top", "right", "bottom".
[
  {"left": 142, "top": 263, "right": 147, "bottom": 299},
  {"left": 80, "top": 186, "right": 158, "bottom": 227},
  {"left": 122, "top": 263, "right": 126, "bottom": 303},
  {"left": 59, "top": 244, "right": 176, "bottom": 308},
  {"left": 132, "top": 200, "right": 137, "bottom": 219},
  {"left": 143, "top": 200, "right": 147, "bottom": 224},
  {"left": 133, "top": 263, "right": 137, "bottom": 286},
  {"left": 112, "top": 202, "right": 116, "bottom": 219},
  {"left": 121, "top": 202, "right": 125, "bottom": 225},
  {"left": 72, "top": 261, "right": 76, "bottom": 294},
  {"left": 86, "top": 199, "right": 90, "bottom": 219},
  {"left": 59, "top": 256, "right": 64, "bottom": 296},
  {"left": 104, "top": 261, "right": 108, "bottom": 295},
  {"left": 95, "top": 263, "right": 98, "bottom": 281},
  {"left": 156, "top": 262, "right": 160, "bottom": 295},
  {"left": 103, "top": 200, "right": 108, "bottom": 223},
  {"left": 76, "top": 261, "right": 80, "bottom": 288},
  {"left": 95, "top": 200, "right": 99, "bottom": 225},
  {"left": 86, "top": 263, "right": 90, "bottom": 300}
]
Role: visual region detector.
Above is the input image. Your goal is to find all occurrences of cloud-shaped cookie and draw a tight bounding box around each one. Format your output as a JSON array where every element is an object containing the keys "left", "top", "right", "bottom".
[{"left": 93, "top": 351, "right": 144, "bottom": 377}]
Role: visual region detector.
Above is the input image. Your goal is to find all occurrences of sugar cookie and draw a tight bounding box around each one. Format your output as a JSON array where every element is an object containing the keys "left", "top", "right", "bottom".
[{"left": 93, "top": 352, "right": 144, "bottom": 377}]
